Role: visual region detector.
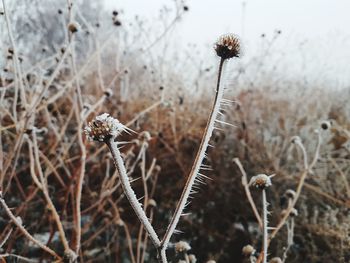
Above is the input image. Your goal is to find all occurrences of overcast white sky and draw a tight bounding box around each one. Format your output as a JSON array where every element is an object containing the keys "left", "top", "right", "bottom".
[
  {"left": 107, "top": 0, "right": 349, "bottom": 45},
  {"left": 105, "top": 0, "right": 350, "bottom": 86}
]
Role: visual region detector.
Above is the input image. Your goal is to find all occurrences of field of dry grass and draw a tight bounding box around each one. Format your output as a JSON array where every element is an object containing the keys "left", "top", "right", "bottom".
[{"left": 0, "top": 1, "right": 349, "bottom": 262}]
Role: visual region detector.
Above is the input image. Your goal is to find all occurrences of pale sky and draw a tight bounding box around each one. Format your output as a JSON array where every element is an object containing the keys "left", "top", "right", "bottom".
[{"left": 105, "top": 0, "right": 350, "bottom": 86}]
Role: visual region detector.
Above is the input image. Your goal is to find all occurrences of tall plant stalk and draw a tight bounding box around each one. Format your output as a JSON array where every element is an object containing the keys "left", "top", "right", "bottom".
[{"left": 159, "top": 57, "right": 226, "bottom": 261}]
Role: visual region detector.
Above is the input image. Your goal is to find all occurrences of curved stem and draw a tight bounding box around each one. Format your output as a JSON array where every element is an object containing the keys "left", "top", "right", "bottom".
[
  {"left": 106, "top": 139, "right": 161, "bottom": 249},
  {"left": 160, "top": 58, "right": 226, "bottom": 260}
]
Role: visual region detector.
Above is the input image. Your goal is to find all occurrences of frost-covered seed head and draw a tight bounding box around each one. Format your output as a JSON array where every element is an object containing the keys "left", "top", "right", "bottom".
[
  {"left": 85, "top": 113, "right": 126, "bottom": 142},
  {"left": 269, "top": 257, "right": 283, "bottom": 263},
  {"left": 0, "top": 8, "right": 4, "bottom": 15},
  {"left": 290, "top": 136, "right": 301, "bottom": 144},
  {"left": 139, "top": 131, "right": 151, "bottom": 142},
  {"left": 104, "top": 88, "right": 113, "bottom": 97},
  {"left": 242, "top": 244, "right": 255, "bottom": 256},
  {"left": 64, "top": 249, "right": 78, "bottom": 262},
  {"left": 68, "top": 21, "right": 80, "bottom": 33},
  {"left": 249, "top": 174, "right": 272, "bottom": 189},
  {"left": 16, "top": 216, "right": 23, "bottom": 225},
  {"left": 115, "top": 219, "right": 124, "bottom": 226},
  {"left": 175, "top": 241, "right": 191, "bottom": 253},
  {"left": 281, "top": 208, "right": 298, "bottom": 218},
  {"left": 321, "top": 120, "right": 332, "bottom": 130},
  {"left": 188, "top": 254, "right": 197, "bottom": 263},
  {"left": 147, "top": 199, "right": 157, "bottom": 207},
  {"left": 214, "top": 34, "right": 241, "bottom": 60},
  {"left": 285, "top": 189, "right": 296, "bottom": 199}
]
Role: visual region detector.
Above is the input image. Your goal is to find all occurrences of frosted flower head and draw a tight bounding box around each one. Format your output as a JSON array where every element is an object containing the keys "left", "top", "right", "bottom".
[
  {"left": 281, "top": 207, "right": 298, "bottom": 217},
  {"left": 147, "top": 199, "right": 157, "bottom": 207},
  {"left": 242, "top": 244, "right": 255, "bottom": 256},
  {"left": 320, "top": 120, "right": 332, "bottom": 130},
  {"left": 175, "top": 241, "right": 191, "bottom": 253},
  {"left": 290, "top": 136, "right": 301, "bottom": 144},
  {"left": 68, "top": 21, "right": 80, "bottom": 33},
  {"left": 138, "top": 131, "right": 151, "bottom": 142},
  {"left": 188, "top": 254, "right": 197, "bottom": 263},
  {"left": 249, "top": 174, "right": 273, "bottom": 189},
  {"left": 284, "top": 189, "right": 296, "bottom": 199},
  {"left": 214, "top": 34, "right": 241, "bottom": 60},
  {"left": 269, "top": 257, "right": 283, "bottom": 263},
  {"left": 85, "top": 113, "right": 126, "bottom": 142}
]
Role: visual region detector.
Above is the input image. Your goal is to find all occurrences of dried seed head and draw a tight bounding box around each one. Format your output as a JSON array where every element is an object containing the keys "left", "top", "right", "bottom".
[
  {"left": 290, "top": 135, "right": 301, "bottom": 144},
  {"left": 242, "top": 244, "right": 255, "bottom": 256},
  {"left": 269, "top": 257, "right": 283, "bottom": 263},
  {"left": 188, "top": 254, "right": 197, "bottom": 263},
  {"left": 16, "top": 216, "right": 23, "bottom": 225},
  {"left": 113, "top": 20, "right": 122, "bottom": 26},
  {"left": 84, "top": 113, "right": 126, "bottom": 142},
  {"left": 147, "top": 199, "right": 157, "bottom": 207},
  {"left": 115, "top": 219, "right": 124, "bottom": 226},
  {"left": 64, "top": 249, "right": 78, "bottom": 262},
  {"left": 154, "top": 165, "right": 161, "bottom": 172},
  {"left": 214, "top": 34, "right": 241, "bottom": 60},
  {"left": 284, "top": 189, "right": 296, "bottom": 199},
  {"left": 281, "top": 208, "right": 298, "bottom": 218},
  {"left": 103, "top": 88, "right": 113, "bottom": 97},
  {"left": 0, "top": 8, "right": 4, "bottom": 15},
  {"left": 321, "top": 120, "right": 332, "bottom": 130},
  {"left": 175, "top": 241, "right": 191, "bottom": 253},
  {"left": 290, "top": 208, "right": 298, "bottom": 217},
  {"left": 249, "top": 174, "right": 273, "bottom": 189},
  {"left": 138, "top": 131, "right": 151, "bottom": 142},
  {"left": 68, "top": 21, "right": 80, "bottom": 33}
]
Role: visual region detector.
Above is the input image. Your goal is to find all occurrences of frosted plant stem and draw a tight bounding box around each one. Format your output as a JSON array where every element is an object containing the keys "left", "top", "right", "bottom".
[
  {"left": 2, "top": 0, "right": 27, "bottom": 118},
  {"left": 32, "top": 131, "right": 72, "bottom": 256},
  {"left": 262, "top": 189, "right": 268, "bottom": 263},
  {"left": 160, "top": 58, "right": 226, "bottom": 261},
  {"left": 233, "top": 158, "right": 263, "bottom": 229},
  {"left": 106, "top": 139, "right": 161, "bottom": 249}
]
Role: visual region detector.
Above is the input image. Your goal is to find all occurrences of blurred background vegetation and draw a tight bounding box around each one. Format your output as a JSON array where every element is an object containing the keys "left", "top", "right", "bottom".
[{"left": 0, "top": 0, "right": 349, "bottom": 262}]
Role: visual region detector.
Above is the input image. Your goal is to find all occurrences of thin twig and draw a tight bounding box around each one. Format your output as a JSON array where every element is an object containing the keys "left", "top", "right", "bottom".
[
  {"left": 233, "top": 158, "right": 263, "bottom": 229},
  {"left": 0, "top": 194, "right": 61, "bottom": 260}
]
